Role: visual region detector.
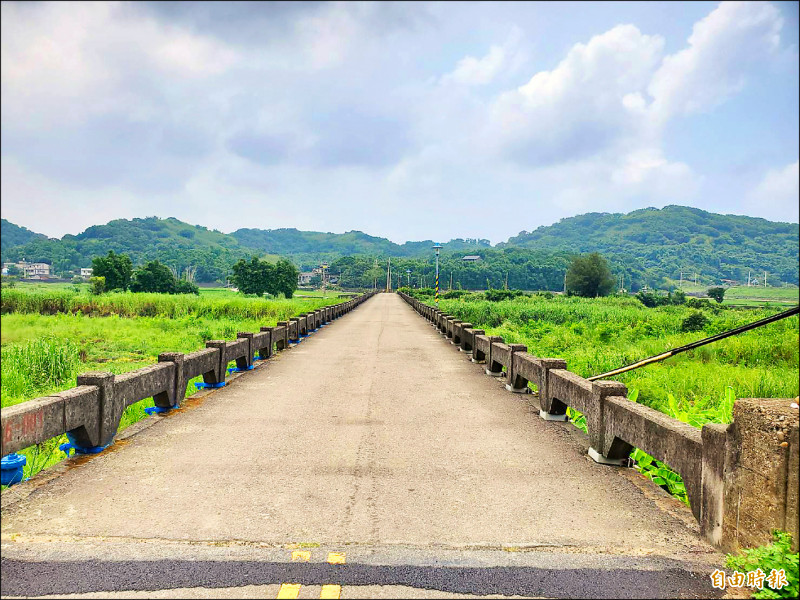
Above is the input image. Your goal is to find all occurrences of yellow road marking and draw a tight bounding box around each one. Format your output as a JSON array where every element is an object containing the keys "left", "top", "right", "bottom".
[
  {"left": 320, "top": 584, "right": 341, "bottom": 599},
  {"left": 327, "top": 552, "right": 346, "bottom": 564},
  {"left": 276, "top": 583, "right": 301, "bottom": 599},
  {"left": 292, "top": 550, "right": 311, "bottom": 562}
]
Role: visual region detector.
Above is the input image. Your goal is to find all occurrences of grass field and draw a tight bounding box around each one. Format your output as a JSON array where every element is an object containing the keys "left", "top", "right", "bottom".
[{"left": 0, "top": 286, "right": 345, "bottom": 483}]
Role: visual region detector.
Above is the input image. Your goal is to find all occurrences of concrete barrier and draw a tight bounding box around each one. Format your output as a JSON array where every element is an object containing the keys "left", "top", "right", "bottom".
[
  {"left": 1, "top": 292, "right": 377, "bottom": 458},
  {"left": 396, "top": 291, "right": 800, "bottom": 552}
]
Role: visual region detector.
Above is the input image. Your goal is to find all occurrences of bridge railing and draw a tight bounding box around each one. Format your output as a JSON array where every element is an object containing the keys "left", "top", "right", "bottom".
[
  {"left": 397, "top": 291, "right": 799, "bottom": 553},
  {"left": 1, "top": 292, "right": 378, "bottom": 459}
]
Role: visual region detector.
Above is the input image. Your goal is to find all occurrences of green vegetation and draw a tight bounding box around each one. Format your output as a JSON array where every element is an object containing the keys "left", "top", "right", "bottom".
[
  {"left": 0, "top": 218, "right": 47, "bottom": 253},
  {"left": 92, "top": 250, "right": 133, "bottom": 291},
  {"left": 3, "top": 206, "right": 797, "bottom": 289},
  {"left": 130, "top": 260, "right": 199, "bottom": 295},
  {"left": 230, "top": 256, "right": 299, "bottom": 298},
  {"left": 708, "top": 287, "right": 726, "bottom": 303},
  {"left": 566, "top": 252, "right": 615, "bottom": 297},
  {"left": 503, "top": 205, "right": 799, "bottom": 287},
  {"left": 726, "top": 531, "right": 799, "bottom": 599}
]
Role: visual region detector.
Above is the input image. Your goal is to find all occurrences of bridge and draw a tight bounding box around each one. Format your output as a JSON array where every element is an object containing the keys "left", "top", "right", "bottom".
[{"left": 1, "top": 292, "right": 797, "bottom": 598}]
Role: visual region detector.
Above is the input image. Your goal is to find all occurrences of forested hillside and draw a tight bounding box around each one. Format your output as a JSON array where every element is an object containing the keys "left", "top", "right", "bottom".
[
  {"left": 1, "top": 206, "right": 797, "bottom": 288},
  {"left": 1, "top": 219, "right": 47, "bottom": 253},
  {"left": 503, "top": 206, "right": 799, "bottom": 286}
]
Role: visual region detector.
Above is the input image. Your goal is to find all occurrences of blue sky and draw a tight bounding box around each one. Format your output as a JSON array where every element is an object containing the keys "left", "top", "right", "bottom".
[{"left": 1, "top": 1, "right": 798, "bottom": 243}]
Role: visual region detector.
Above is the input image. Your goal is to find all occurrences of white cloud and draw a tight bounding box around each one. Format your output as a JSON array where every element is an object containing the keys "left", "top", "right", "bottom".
[
  {"left": 0, "top": 1, "right": 238, "bottom": 128},
  {"left": 647, "top": 1, "right": 783, "bottom": 121},
  {"left": 744, "top": 160, "right": 799, "bottom": 223},
  {"left": 486, "top": 24, "right": 665, "bottom": 165},
  {"left": 442, "top": 26, "right": 525, "bottom": 86}
]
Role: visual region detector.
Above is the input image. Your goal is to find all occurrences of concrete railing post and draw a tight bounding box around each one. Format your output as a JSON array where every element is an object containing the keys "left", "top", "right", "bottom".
[
  {"left": 587, "top": 380, "right": 630, "bottom": 466},
  {"left": 461, "top": 327, "right": 483, "bottom": 355},
  {"left": 156, "top": 352, "right": 185, "bottom": 409},
  {"left": 275, "top": 323, "right": 289, "bottom": 350},
  {"left": 289, "top": 318, "right": 300, "bottom": 343},
  {"left": 454, "top": 322, "right": 471, "bottom": 347},
  {"left": 536, "top": 358, "right": 568, "bottom": 421},
  {"left": 72, "top": 372, "right": 119, "bottom": 450},
  {"left": 203, "top": 340, "right": 227, "bottom": 385},
  {"left": 719, "top": 399, "right": 799, "bottom": 552},
  {"left": 259, "top": 327, "right": 274, "bottom": 359},
  {"left": 236, "top": 332, "right": 255, "bottom": 369},
  {"left": 484, "top": 337, "right": 505, "bottom": 375},
  {"left": 503, "top": 344, "right": 528, "bottom": 393}
]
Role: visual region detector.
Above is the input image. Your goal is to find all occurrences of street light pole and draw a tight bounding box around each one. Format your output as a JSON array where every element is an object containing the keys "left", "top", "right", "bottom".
[
  {"left": 433, "top": 244, "right": 442, "bottom": 305},
  {"left": 406, "top": 269, "right": 411, "bottom": 288}
]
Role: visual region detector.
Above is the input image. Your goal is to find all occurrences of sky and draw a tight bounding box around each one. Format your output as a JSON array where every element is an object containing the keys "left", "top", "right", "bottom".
[{"left": 1, "top": 1, "right": 798, "bottom": 244}]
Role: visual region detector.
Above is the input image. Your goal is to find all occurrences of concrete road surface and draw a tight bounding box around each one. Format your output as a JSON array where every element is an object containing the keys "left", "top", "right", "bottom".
[{"left": 1, "top": 293, "right": 724, "bottom": 598}]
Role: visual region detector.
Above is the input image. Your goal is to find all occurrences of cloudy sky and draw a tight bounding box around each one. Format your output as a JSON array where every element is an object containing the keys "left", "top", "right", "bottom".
[{"left": 2, "top": 1, "right": 798, "bottom": 243}]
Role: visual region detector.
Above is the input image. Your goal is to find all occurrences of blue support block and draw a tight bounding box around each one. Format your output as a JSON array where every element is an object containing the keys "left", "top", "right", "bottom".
[
  {"left": 59, "top": 432, "right": 114, "bottom": 456},
  {"left": 227, "top": 365, "right": 255, "bottom": 373},
  {"left": 194, "top": 381, "right": 226, "bottom": 389},
  {"left": 144, "top": 406, "right": 172, "bottom": 416},
  {"left": 1, "top": 453, "right": 26, "bottom": 486}
]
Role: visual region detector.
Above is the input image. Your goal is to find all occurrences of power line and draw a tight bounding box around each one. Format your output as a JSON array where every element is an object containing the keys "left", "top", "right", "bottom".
[{"left": 588, "top": 305, "right": 799, "bottom": 381}]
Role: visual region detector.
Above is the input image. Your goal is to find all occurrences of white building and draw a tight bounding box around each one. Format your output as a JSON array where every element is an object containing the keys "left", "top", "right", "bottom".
[
  {"left": 5, "top": 261, "right": 51, "bottom": 279},
  {"left": 80, "top": 268, "right": 93, "bottom": 279}
]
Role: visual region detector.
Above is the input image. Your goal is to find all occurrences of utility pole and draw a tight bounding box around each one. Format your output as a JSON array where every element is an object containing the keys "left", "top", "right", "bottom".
[
  {"left": 504, "top": 272, "right": 509, "bottom": 290},
  {"left": 679, "top": 271, "right": 683, "bottom": 289},
  {"left": 386, "top": 258, "right": 391, "bottom": 292},
  {"left": 449, "top": 272, "right": 453, "bottom": 291},
  {"left": 748, "top": 270, "right": 751, "bottom": 287},
  {"left": 764, "top": 271, "right": 767, "bottom": 288},
  {"left": 407, "top": 269, "right": 411, "bottom": 288},
  {"left": 373, "top": 258, "right": 379, "bottom": 290},
  {"left": 433, "top": 244, "right": 442, "bottom": 304},
  {"left": 563, "top": 271, "right": 567, "bottom": 294}
]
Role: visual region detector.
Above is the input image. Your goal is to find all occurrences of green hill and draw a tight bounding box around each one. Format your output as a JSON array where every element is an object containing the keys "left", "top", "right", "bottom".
[
  {"left": 1, "top": 206, "right": 797, "bottom": 288},
  {"left": 1, "top": 219, "right": 48, "bottom": 253},
  {"left": 502, "top": 206, "right": 799, "bottom": 286}
]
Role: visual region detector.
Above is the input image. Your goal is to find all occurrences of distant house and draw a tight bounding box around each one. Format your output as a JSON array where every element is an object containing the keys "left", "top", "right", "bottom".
[
  {"left": 720, "top": 279, "right": 738, "bottom": 286},
  {"left": 80, "top": 268, "right": 93, "bottom": 279},
  {"left": 462, "top": 255, "right": 482, "bottom": 262},
  {"left": 298, "top": 272, "right": 314, "bottom": 285},
  {"left": 5, "top": 260, "right": 51, "bottom": 279}
]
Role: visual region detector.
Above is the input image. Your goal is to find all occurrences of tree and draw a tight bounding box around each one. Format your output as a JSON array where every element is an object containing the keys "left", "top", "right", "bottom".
[
  {"left": 130, "top": 261, "right": 176, "bottom": 293},
  {"left": 91, "top": 251, "right": 133, "bottom": 291},
  {"left": 565, "top": 253, "right": 615, "bottom": 297},
  {"left": 707, "top": 287, "right": 726, "bottom": 303},
  {"left": 89, "top": 276, "right": 106, "bottom": 295},
  {"left": 273, "top": 258, "right": 299, "bottom": 298},
  {"left": 231, "top": 257, "right": 274, "bottom": 296},
  {"left": 174, "top": 279, "right": 200, "bottom": 295}
]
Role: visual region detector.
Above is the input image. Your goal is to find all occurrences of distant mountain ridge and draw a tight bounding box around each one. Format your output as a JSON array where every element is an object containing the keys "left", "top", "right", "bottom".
[
  {"left": 1, "top": 206, "right": 797, "bottom": 286},
  {"left": 1, "top": 219, "right": 48, "bottom": 253}
]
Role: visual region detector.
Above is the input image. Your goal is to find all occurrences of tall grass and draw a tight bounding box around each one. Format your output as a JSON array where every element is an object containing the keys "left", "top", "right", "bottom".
[
  {"left": 1, "top": 288, "right": 340, "bottom": 320},
  {"left": 1, "top": 337, "right": 81, "bottom": 404}
]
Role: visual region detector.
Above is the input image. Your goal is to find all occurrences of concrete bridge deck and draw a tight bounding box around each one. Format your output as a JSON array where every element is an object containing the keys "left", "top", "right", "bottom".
[{"left": 1, "top": 293, "right": 723, "bottom": 598}]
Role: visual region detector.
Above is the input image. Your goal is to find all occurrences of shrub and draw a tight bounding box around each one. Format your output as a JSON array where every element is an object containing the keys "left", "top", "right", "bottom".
[
  {"left": 681, "top": 311, "right": 709, "bottom": 332},
  {"left": 89, "top": 276, "right": 106, "bottom": 295},
  {"left": 484, "top": 289, "right": 523, "bottom": 302},
  {"left": 725, "top": 530, "right": 798, "bottom": 599},
  {"left": 708, "top": 287, "right": 726, "bottom": 303}
]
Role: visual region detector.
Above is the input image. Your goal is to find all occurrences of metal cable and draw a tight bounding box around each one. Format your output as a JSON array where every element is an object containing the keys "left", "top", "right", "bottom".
[{"left": 588, "top": 305, "right": 799, "bottom": 381}]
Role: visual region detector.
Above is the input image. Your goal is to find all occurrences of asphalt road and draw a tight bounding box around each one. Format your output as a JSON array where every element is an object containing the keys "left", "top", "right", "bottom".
[{"left": 0, "top": 293, "right": 724, "bottom": 598}]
